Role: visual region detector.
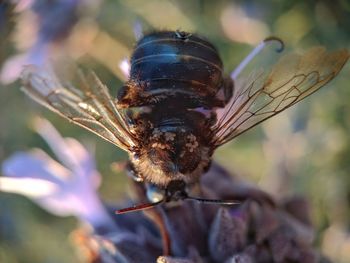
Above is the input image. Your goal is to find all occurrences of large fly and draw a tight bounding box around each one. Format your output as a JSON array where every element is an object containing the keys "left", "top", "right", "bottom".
[{"left": 21, "top": 30, "right": 349, "bottom": 213}]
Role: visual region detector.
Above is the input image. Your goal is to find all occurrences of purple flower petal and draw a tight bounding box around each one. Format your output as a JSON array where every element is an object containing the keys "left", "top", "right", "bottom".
[
  {"left": 0, "top": 54, "right": 29, "bottom": 84},
  {"left": 0, "top": 177, "right": 58, "bottom": 197},
  {"left": 1, "top": 118, "right": 113, "bottom": 230},
  {"left": 33, "top": 118, "right": 101, "bottom": 189},
  {"left": 2, "top": 149, "right": 70, "bottom": 184}
]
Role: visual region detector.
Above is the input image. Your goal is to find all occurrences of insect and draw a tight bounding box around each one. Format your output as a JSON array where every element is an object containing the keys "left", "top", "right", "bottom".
[{"left": 21, "top": 30, "right": 349, "bottom": 213}]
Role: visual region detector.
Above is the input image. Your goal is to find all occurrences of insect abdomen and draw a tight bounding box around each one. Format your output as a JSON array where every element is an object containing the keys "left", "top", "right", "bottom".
[{"left": 117, "top": 31, "right": 227, "bottom": 109}]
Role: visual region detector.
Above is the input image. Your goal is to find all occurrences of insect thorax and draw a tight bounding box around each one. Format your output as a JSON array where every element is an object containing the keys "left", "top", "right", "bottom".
[{"left": 128, "top": 107, "right": 213, "bottom": 186}]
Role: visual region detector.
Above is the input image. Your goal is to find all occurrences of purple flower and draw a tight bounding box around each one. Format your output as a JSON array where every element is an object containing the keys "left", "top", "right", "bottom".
[
  {"left": 0, "top": 118, "right": 116, "bottom": 231},
  {"left": 70, "top": 163, "right": 329, "bottom": 263},
  {"left": 0, "top": 0, "right": 98, "bottom": 84}
]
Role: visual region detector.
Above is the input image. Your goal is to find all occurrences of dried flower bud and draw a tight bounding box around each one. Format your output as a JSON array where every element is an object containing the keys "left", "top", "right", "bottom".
[
  {"left": 281, "top": 196, "right": 312, "bottom": 226},
  {"left": 162, "top": 202, "right": 209, "bottom": 256},
  {"left": 224, "top": 253, "right": 254, "bottom": 263},
  {"left": 70, "top": 162, "right": 328, "bottom": 263},
  {"left": 209, "top": 208, "right": 247, "bottom": 262},
  {"left": 157, "top": 256, "right": 196, "bottom": 263}
]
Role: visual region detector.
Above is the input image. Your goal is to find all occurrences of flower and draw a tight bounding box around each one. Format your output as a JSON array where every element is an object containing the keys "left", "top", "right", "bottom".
[
  {"left": 71, "top": 162, "right": 330, "bottom": 263},
  {"left": 0, "top": 0, "right": 100, "bottom": 84},
  {"left": 0, "top": 118, "right": 116, "bottom": 232}
]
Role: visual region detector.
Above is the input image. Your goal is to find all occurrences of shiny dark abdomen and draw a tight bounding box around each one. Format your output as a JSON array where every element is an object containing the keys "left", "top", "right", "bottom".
[{"left": 118, "top": 31, "right": 226, "bottom": 109}]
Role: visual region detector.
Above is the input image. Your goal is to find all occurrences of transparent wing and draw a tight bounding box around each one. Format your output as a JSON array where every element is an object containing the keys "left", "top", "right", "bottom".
[
  {"left": 21, "top": 65, "right": 138, "bottom": 152},
  {"left": 212, "top": 46, "right": 349, "bottom": 147}
]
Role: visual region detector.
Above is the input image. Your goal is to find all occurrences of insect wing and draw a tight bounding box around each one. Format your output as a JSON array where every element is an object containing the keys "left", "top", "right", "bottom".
[
  {"left": 21, "top": 65, "right": 137, "bottom": 152},
  {"left": 212, "top": 46, "right": 349, "bottom": 147}
]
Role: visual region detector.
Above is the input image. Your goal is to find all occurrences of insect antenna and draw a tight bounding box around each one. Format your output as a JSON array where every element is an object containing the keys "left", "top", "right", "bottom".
[
  {"left": 185, "top": 196, "right": 240, "bottom": 206},
  {"left": 115, "top": 199, "right": 164, "bottom": 214}
]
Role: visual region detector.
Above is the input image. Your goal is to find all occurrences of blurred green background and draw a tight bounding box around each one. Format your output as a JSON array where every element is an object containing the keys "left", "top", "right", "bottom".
[{"left": 1, "top": 0, "right": 350, "bottom": 262}]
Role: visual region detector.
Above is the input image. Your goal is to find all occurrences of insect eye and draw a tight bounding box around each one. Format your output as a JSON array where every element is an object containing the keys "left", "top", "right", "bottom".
[{"left": 146, "top": 184, "right": 164, "bottom": 203}]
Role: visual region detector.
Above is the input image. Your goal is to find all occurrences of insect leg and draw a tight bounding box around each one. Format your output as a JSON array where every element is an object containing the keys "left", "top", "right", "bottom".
[{"left": 230, "top": 37, "right": 284, "bottom": 80}]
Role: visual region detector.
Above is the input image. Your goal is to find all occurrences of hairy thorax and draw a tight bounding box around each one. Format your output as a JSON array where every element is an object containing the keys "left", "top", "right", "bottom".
[
  {"left": 129, "top": 113, "right": 213, "bottom": 187},
  {"left": 131, "top": 143, "right": 212, "bottom": 187}
]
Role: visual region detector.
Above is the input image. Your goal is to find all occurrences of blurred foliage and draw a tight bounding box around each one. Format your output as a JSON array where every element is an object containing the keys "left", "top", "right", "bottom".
[{"left": 0, "top": 0, "right": 350, "bottom": 262}]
